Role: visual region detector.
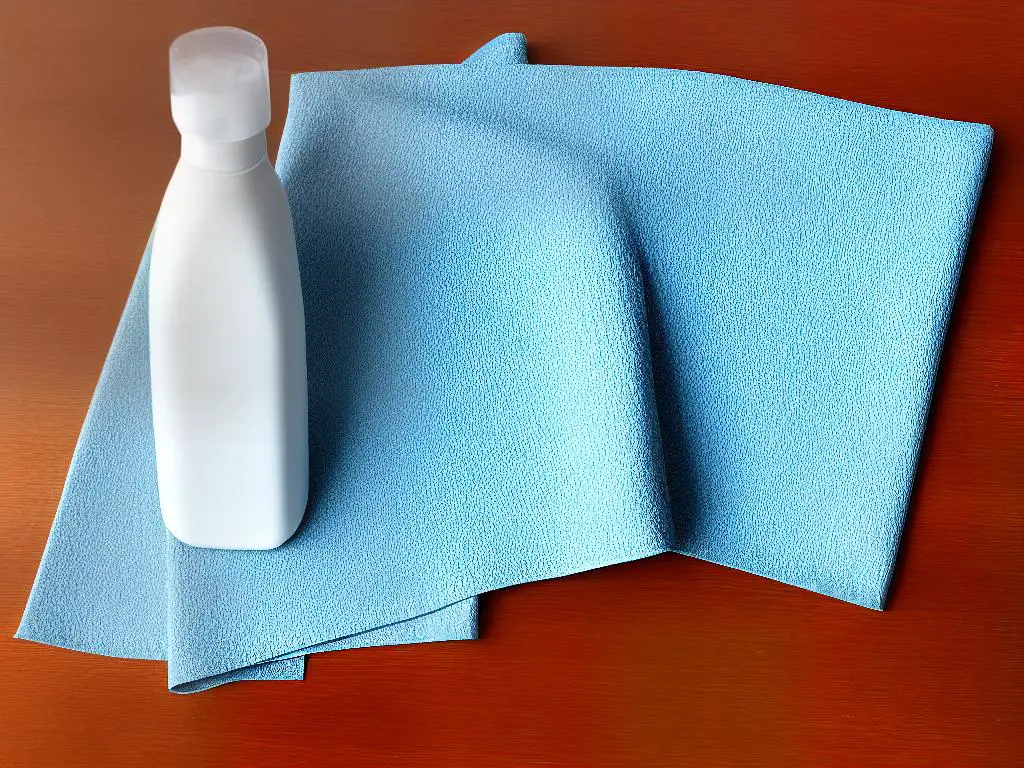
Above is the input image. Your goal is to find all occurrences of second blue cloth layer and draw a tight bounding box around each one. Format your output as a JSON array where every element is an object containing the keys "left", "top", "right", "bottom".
[{"left": 17, "top": 35, "right": 992, "bottom": 691}]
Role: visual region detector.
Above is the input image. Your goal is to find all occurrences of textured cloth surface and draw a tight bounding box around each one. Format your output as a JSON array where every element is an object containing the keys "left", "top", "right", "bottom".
[{"left": 17, "top": 34, "right": 991, "bottom": 691}]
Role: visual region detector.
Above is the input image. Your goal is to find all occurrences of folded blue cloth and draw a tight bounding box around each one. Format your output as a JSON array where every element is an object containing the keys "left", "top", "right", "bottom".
[{"left": 17, "top": 34, "right": 991, "bottom": 691}]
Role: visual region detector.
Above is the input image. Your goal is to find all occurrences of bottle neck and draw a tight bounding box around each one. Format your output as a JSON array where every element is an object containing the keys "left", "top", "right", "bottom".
[{"left": 180, "top": 132, "right": 268, "bottom": 173}]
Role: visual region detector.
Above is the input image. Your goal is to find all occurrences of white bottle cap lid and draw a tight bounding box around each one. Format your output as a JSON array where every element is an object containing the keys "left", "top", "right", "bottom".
[{"left": 169, "top": 27, "right": 271, "bottom": 144}]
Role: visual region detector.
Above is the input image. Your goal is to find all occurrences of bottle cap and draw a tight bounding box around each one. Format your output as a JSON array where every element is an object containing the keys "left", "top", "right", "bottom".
[{"left": 169, "top": 27, "right": 271, "bottom": 144}]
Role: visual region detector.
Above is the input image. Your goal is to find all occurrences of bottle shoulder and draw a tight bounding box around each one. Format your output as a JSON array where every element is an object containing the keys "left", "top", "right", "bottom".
[
  {"left": 154, "top": 158, "right": 295, "bottom": 256},
  {"left": 160, "top": 158, "right": 289, "bottom": 215}
]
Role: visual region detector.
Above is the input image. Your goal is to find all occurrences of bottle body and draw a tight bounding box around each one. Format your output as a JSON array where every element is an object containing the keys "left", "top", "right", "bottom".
[{"left": 149, "top": 137, "right": 308, "bottom": 549}]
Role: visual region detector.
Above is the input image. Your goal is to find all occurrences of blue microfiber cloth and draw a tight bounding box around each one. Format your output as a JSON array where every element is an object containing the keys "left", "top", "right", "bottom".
[{"left": 17, "top": 34, "right": 991, "bottom": 691}]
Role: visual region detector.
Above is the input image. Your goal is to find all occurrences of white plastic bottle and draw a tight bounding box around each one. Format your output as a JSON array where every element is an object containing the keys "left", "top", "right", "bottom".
[{"left": 149, "top": 27, "right": 308, "bottom": 549}]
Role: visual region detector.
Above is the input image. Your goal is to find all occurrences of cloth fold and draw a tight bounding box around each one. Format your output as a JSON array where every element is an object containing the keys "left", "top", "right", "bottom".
[{"left": 17, "top": 35, "right": 991, "bottom": 691}]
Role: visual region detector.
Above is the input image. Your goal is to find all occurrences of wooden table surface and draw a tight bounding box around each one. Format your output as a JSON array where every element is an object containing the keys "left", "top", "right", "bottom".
[{"left": 1, "top": 1, "right": 1021, "bottom": 765}]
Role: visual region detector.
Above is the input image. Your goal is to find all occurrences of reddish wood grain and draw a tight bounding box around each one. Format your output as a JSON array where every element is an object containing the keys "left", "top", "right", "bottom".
[{"left": 1, "top": 1, "right": 1021, "bottom": 765}]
